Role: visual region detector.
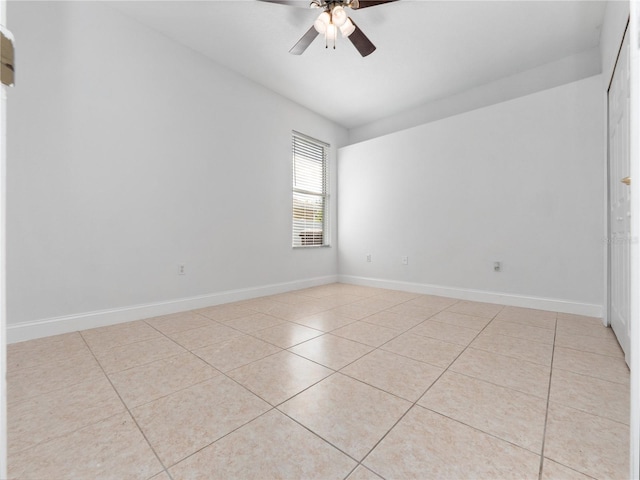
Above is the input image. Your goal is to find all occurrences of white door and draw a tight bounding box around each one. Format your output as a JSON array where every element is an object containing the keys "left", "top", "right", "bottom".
[
  {"left": 608, "top": 25, "right": 631, "bottom": 365},
  {"left": 629, "top": 4, "right": 640, "bottom": 478}
]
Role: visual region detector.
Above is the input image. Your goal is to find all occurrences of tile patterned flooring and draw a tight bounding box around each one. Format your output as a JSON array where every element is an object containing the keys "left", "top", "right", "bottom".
[{"left": 7, "top": 283, "right": 630, "bottom": 479}]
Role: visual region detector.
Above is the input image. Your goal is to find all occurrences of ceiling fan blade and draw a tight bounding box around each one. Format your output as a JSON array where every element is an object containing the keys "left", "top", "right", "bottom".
[
  {"left": 290, "top": 26, "right": 320, "bottom": 55},
  {"left": 256, "top": 0, "right": 313, "bottom": 7},
  {"left": 257, "top": 0, "right": 399, "bottom": 8},
  {"left": 352, "top": 0, "right": 398, "bottom": 9},
  {"left": 348, "top": 22, "right": 376, "bottom": 57}
]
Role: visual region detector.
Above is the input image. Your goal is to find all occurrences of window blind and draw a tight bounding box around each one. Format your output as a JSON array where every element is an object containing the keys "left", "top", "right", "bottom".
[{"left": 292, "top": 132, "right": 329, "bottom": 247}]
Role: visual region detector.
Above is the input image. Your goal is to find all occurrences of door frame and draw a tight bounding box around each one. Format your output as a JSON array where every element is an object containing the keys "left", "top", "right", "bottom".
[
  {"left": 0, "top": 0, "right": 7, "bottom": 476},
  {"left": 628, "top": 2, "right": 639, "bottom": 477},
  {"left": 605, "top": 7, "right": 638, "bottom": 477},
  {"left": 606, "top": 19, "right": 631, "bottom": 362}
]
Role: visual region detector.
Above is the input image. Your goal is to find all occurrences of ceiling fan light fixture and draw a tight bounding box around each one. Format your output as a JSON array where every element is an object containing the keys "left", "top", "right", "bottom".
[
  {"left": 325, "top": 22, "right": 338, "bottom": 41},
  {"left": 314, "top": 11, "right": 330, "bottom": 33},
  {"left": 340, "top": 17, "right": 355, "bottom": 37},
  {"left": 331, "top": 5, "right": 348, "bottom": 27}
]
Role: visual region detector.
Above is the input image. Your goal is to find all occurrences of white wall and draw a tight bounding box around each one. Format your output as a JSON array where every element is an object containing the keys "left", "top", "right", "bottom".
[
  {"left": 348, "top": 48, "right": 601, "bottom": 145},
  {"left": 338, "top": 75, "right": 604, "bottom": 314},
  {"left": 6, "top": 2, "right": 347, "bottom": 340}
]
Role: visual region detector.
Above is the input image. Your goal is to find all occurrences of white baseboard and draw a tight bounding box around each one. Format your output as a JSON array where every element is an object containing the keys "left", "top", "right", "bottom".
[
  {"left": 8, "top": 273, "right": 603, "bottom": 344},
  {"left": 338, "top": 275, "right": 603, "bottom": 318},
  {"left": 7, "top": 275, "right": 338, "bottom": 344}
]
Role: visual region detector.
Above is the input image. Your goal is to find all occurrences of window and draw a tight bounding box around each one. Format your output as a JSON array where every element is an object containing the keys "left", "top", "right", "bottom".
[{"left": 292, "top": 131, "right": 329, "bottom": 247}]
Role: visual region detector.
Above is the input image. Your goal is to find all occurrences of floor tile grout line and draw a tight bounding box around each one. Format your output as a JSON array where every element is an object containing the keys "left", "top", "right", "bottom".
[
  {"left": 96, "top": 321, "right": 200, "bottom": 375},
  {"left": 179, "top": 333, "right": 354, "bottom": 460},
  {"left": 6, "top": 357, "right": 107, "bottom": 407},
  {"left": 442, "top": 369, "right": 550, "bottom": 401},
  {"left": 417, "top": 305, "right": 506, "bottom": 387},
  {"left": 7, "top": 409, "right": 129, "bottom": 460},
  {"left": 143, "top": 313, "right": 218, "bottom": 335},
  {"left": 143, "top": 324, "right": 368, "bottom": 470},
  {"left": 81, "top": 332, "right": 171, "bottom": 356},
  {"left": 541, "top": 400, "right": 632, "bottom": 428},
  {"left": 460, "top": 344, "right": 553, "bottom": 368},
  {"left": 274, "top": 406, "right": 364, "bottom": 466},
  {"left": 538, "top": 313, "right": 559, "bottom": 480},
  {"left": 239, "top": 324, "right": 325, "bottom": 349},
  {"left": 146, "top": 313, "right": 291, "bottom": 359},
  {"left": 395, "top": 328, "right": 483, "bottom": 348},
  {"left": 313, "top": 314, "right": 422, "bottom": 352},
  {"left": 2, "top": 294, "right": 496, "bottom": 473},
  {"left": 97, "top": 318, "right": 255, "bottom": 386},
  {"left": 98, "top": 350, "right": 189, "bottom": 377},
  {"left": 542, "top": 459, "right": 601, "bottom": 480},
  {"left": 9, "top": 285, "right": 624, "bottom": 479},
  {"left": 374, "top": 346, "right": 452, "bottom": 370},
  {"left": 84, "top": 293, "right": 556, "bottom": 459},
  {"left": 355, "top": 305, "right": 506, "bottom": 471},
  {"left": 550, "top": 364, "right": 630, "bottom": 388},
  {"left": 92, "top": 320, "right": 292, "bottom": 474},
  {"left": 191, "top": 343, "right": 285, "bottom": 377},
  {"left": 553, "top": 343, "right": 630, "bottom": 362},
  {"left": 338, "top": 307, "right": 467, "bottom": 356},
  {"left": 6, "top": 333, "right": 89, "bottom": 371},
  {"left": 148, "top": 336, "right": 325, "bottom": 468},
  {"left": 289, "top": 318, "right": 361, "bottom": 333},
  {"left": 117, "top": 374, "right": 222, "bottom": 411},
  {"left": 479, "top": 328, "right": 555, "bottom": 347},
  {"left": 491, "top": 318, "right": 558, "bottom": 332},
  {"left": 322, "top": 370, "right": 419, "bottom": 406},
  {"left": 409, "top": 317, "right": 483, "bottom": 334},
  {"left": 555, "top": 327, "right": 623, "bottom": 339},
  {"left": 550, "top": 364, "right": 629, "bottom": 387},
  {"left": 163, "top": 406, "right": 280, "bottom": 471},
  {"left": 416, "top": 404, "right": 545, "bottom": 457},
  {"left": 270, "top": 369, "right": 341, "bottom": 408},
  {"left": 359, "top": 317, "right": 429, "bottom": 333},
  {"left": 284, "top": 326, "right": 455, "bottom": 404},
  {"left": 211, "top": 299, "right": 486, "bottom": 477},
  {"left": 457, "top": 344, "right": 554, "bottom": 371},
  {"left": 190, "top": 312, "right": 417, "bottom": 408},
  {"left": 78, "top": 334, "right": 176, "bottom": 480},
  {"left": 285, "top": 338, "right": 372, "bottom": 372},
  {"left": 180, "top": 300, "right": 395, "bottom": 376},
  {"left": 203, "top": 337, "right": 337, "bottom": 406}
]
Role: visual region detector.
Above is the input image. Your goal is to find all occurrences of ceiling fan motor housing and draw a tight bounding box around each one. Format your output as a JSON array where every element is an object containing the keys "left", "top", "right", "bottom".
[{"left": 311, "top": 0, "right": 359, "bottom": 11}]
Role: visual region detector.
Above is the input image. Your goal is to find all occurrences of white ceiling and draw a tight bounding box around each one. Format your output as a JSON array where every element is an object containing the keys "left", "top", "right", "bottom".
[{"left": 110, "top": 0, "right": 607, "bottom": 129}]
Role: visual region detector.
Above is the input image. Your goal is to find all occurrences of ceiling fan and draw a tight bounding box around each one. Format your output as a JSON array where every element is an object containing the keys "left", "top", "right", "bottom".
[{"left": 258, "top": 0, "right": 398, "bottom": 57}]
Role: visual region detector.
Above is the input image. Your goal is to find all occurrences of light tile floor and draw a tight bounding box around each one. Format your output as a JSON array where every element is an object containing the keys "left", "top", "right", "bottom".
[{"left": 7, "top": 284, "right": 630, "bottom": 479}]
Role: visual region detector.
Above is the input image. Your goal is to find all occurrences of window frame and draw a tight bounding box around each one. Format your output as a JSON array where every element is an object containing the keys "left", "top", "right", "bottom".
[{"left": 291, "top": 131, "right": 330, "bottom": 248}]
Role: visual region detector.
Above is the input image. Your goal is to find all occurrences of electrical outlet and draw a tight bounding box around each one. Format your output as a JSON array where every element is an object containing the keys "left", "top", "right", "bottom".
[
  {"left": 178, "top": 264, "right": 186, "bottom": 275},
  {"left": 366, "top": 254, "right": 372, "bottom": 263},
  {"left": 494, "top": 261, "right": 501, "bottom": 272},
  {"left": 402, "top": 256, "right": 408, "bottom": 265}
]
